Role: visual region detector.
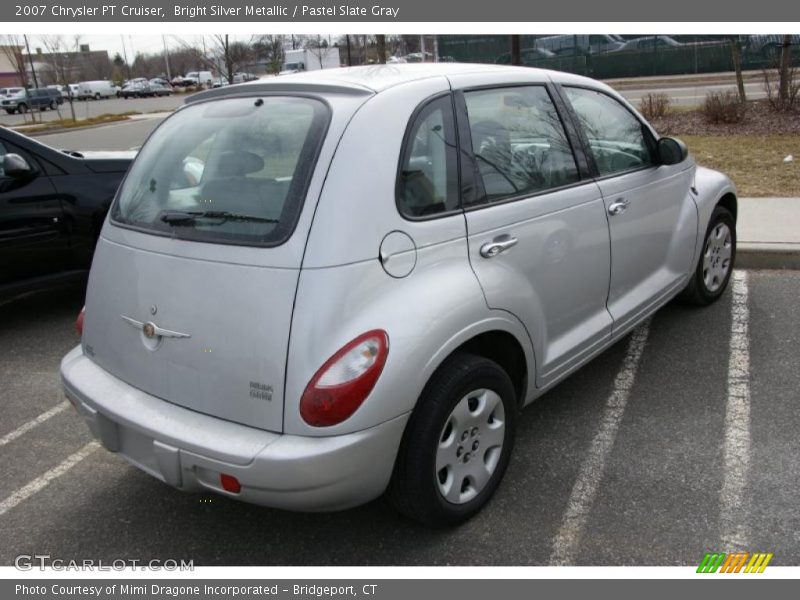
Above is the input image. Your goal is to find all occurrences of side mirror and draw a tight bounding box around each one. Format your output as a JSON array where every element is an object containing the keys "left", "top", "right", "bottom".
[
  {"left": 657, "top": 137, "right": 688, "bottom": 165},
  {"left": 2, "top": 153, "right": 34, "bottom": 178}
]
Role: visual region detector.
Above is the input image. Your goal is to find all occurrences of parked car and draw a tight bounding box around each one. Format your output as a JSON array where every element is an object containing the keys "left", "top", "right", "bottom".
[
  {"left": 47, "top": 84, "right": 73, "bottom": 99},
  {"left": 149, "top": 77, "right": 172, "bottom": 87},
  {"left": 149, "top": 83, "right": 173, "bottom": 97},
  {"left": 0, "top": 126, "right": 135, "bottom": 301},
  {"left": 77, "top": 80, "right": 116, "bottom": 100},
  {"left": 745, "top": 34, "right": 800, "bottom": 59},
  {"left": 0, "top": 86, "right": 24, "bottom": 98},
  {"left": 183, "top": 71, "right": 214, "bottom": 87},
  {"left": 495, "top": 47, "right": 557, "bottom": 64},
  {"left": 534, "top": 34, "right": 624, "bottom": 56},
  {"left": 1, "top": 88, "right": 62, "bottom": 113},
  {"left": 617, "top": 36, "right": 683, "bottom": 51},
  {"left": 118, "top": 81, "right": 151, "bottom": 98},
  {"left": 61, "top": 64, "right": 737, "bottom": 526}
]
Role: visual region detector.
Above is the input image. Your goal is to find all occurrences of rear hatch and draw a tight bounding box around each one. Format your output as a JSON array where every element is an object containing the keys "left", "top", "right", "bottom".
[{"left": 82, "top": 94, "right": 340, "bottom": 432}]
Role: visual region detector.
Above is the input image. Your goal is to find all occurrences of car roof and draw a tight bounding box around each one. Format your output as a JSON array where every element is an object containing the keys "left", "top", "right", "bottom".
[{"left": 187, "top": 63, "right": 603, "bottom": 104}]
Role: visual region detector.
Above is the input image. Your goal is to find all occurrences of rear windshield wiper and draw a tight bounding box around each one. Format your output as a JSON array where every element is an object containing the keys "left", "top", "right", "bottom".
[{"left": 159, "top": 210, "right": 279, "bottom": 225}]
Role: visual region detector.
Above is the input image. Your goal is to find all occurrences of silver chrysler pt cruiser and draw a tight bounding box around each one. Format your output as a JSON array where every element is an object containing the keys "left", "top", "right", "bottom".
[{"left": 61, "top": 64, "right": 737, "bottom": 526}]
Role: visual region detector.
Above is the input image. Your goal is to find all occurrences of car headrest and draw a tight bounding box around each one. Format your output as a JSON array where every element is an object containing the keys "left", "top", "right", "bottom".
[{"left": 216, "top": 151, "right": 264, "bottom": 177}]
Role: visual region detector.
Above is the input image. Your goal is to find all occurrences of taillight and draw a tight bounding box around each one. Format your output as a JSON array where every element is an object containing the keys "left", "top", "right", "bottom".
[
  {"left": 76, "top": 306, "right": 85, "bottom": 337},
  {"left": 300, "top": 330, "right": 389, "bottom": 427}
]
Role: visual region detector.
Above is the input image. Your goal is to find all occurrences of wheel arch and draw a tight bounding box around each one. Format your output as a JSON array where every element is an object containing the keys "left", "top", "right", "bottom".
[{"left": 717, "top": 192, "right": 738, "bottom": 223}]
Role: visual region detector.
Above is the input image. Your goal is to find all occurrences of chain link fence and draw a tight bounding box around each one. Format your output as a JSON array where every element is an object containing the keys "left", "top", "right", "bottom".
[{"left": 437, "top": 35, "right": 800, "bottom": 79}]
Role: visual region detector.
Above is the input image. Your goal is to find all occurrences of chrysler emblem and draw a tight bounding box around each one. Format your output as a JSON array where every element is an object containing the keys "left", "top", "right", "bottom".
[{"left": 120, "top": 315, "right": 191, "bottom": 339}]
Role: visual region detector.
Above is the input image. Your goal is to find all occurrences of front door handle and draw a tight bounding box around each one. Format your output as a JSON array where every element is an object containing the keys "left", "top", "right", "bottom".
[
  {"left": 480, "top": 235, "right": 518, "bottom": 258},
  {"left": 608, "top": 198, "right": 630, "bottom": 216}
]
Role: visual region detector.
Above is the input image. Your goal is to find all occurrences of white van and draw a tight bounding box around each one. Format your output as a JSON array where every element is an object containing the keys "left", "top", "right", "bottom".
[
  {"left": 77, "top": 80, "right": 116, "bottom": 100},
  {"left": 185, "top": 71, "right": 214, "bottom": 87}
]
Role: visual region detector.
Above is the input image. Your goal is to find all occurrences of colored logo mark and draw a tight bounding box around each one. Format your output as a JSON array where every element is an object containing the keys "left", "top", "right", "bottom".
[{"left": 697, "top": 552, "right": 773, "bottom": 573}]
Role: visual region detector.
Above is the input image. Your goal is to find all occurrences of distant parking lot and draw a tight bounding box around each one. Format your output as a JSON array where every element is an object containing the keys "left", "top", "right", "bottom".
[
  {"left": 0, "top": 94, "right": 184, "bottom": 127},
  {"left": 0, "top": 74, "right": 770, "bottom": 132}
]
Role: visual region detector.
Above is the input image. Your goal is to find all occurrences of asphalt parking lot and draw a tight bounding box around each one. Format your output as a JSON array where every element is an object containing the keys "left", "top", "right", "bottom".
[
  {"left": 0, "top": 269, "right": 798, "bottom": 566},
  {"left": 0, "top": 94, "right": 183, "bottom": 127}
]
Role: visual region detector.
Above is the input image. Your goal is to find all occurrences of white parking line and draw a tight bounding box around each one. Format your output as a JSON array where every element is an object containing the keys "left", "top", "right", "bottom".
[
  {"left": 720, "top": 270, "right": 751, "bottom": 550},
  {"left": 550, "top": 323, "right": 651, "bottom": 566},
  {"left": 0, "top": 441, "right": 99, "bottom": 517},
  {"left": 0, "top": 401, "right": 69, "bottom": 448}
]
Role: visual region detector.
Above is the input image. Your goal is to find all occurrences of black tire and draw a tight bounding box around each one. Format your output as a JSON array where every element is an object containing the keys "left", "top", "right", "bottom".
[
  {"left": 18, "top": 103, "right": 27, "bottom": 113},
  {"left": 388, "top": 352, "right": 517, "bottom": 526},
  {"left": 49, "top": 101, "right": 57, "bottom": 110},
  {"left": 680, "top": 205, "right": 736, "bottom": 306}
]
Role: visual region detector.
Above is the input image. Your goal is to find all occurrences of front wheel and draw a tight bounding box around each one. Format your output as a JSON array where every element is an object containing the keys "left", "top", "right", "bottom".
[
  {"left": 680, "top": 205, "right": 736, "bottom": 305},
  {"left": 388, "top": 353, "right": 517, "bottom": 526}
]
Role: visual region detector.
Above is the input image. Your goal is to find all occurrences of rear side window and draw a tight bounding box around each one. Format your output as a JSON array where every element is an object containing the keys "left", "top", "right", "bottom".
[
  {"left": 111, "top": 96, "right": 329, "bottom": 247},
  {"left": 397, "top": 95, "right": 459, "bottom": 218},
  {"left": 464, "top": 86, "right": 580, "bottom": 203},
  {"left": 563, "top": 87, "right": 655, "bottom": 177}
]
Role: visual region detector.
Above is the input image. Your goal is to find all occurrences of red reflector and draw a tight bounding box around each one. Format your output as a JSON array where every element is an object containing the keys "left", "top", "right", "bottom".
[
  {"left": 76, "top": 306, "right": 85, "bottom": 337},
  {"left": 220, "top": 474, "right": 241, "bottom": 494}
]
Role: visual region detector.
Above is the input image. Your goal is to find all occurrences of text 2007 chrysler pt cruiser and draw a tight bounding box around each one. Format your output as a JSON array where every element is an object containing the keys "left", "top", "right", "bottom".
[{"left": 62, "top": 64, "right": 737, "bottom": 526}]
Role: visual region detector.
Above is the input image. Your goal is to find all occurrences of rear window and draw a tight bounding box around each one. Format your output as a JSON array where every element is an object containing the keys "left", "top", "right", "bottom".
[{"left": 110, "top": 95, "right": 329, "bottom": 246}]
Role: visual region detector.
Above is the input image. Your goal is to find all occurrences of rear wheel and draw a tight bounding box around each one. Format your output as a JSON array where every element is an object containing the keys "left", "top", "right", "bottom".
[
  {"left": 389, "top": 353, "right": 517, "bottom": 526},
  {"left": 680, "top": 205, "right": 736, "bottom": 305},
  {"left": 49, "top": 100, "right": 57, "bottom": 110},
  {"left": 94, "top": 93, "right": 101, "bottom": 100}
]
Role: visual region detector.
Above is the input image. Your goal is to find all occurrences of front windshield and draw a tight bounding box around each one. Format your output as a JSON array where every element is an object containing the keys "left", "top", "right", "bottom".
[{"left": 110, "top": 95, "right": 329, "bottom": 246}]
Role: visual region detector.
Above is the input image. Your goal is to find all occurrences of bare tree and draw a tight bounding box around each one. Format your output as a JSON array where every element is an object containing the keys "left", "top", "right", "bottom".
[
  {"left": 779, "top": 34, "right": 794, "bottom": 103},
  {"left": 727, "top": 36, "right": 746, "bottom": 103},
  {"left": 40, "top": 35, "right": 79, "bottom": 121},
  {"left": 304, "top": 35, "right": 332, "bottom": 69},
  {"left": 0, "top": 35, "right": 39, "bottom": 122},
  {"left": 253, "top": 35, "right": 285, "bottom": 75},
  {"left": 209, "top": 34, "right": 254, "bottom": 84},
  {"left": 375, "top": 35, "right": 387, "bottom": 64},
  {"left": 1, "top": 35, "right": 29, "bottom": 87},
  {"left": 171, "top": 35, "right": 255, "bottom": 84},
  {"left": 510, "top": 35, "right": 521, "bottom": 66}
]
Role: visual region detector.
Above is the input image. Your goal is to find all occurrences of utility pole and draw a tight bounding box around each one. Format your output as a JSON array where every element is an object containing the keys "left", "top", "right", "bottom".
[
  {"left": 420, "top": 35, "right": 426, "bottom": 61},
  {"left": 345, "top": 34, "right": 352, "bottom": 66},
  {"left": 162, "top": 35, "right": 172, "bottom": 80},
  {"left": 23, "top": 35, "right": 38, "bottom": 87},
  {"left": 120, "top": 35, "right": 131, "bottom": 79}
]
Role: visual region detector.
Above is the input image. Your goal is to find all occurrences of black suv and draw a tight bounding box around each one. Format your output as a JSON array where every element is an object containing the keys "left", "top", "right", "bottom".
[
  {"left": 0, "top": 126, "right": 135, "bottom": 301},
  {"left": 1, "top": 88, "right": 63, "bottom": 114}
]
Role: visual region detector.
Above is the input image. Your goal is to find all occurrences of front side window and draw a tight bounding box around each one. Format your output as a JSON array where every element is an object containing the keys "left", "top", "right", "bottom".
[
  {"left": 564, "top": 87, "right": 655, "bottom": 177},
  {"left": 464, "top": 86, "right": 580, "bottom": 203},
  {"left": 111, "top": 96, "right": 329, "bottom": 246},
  {"left": 397, "top": 95, "right": 459, "bottom": 218}
]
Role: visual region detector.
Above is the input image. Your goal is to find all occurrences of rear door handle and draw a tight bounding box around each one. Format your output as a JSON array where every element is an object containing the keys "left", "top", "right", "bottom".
[
  {"left": 480, "top": 235, "right": 518, "bottom": 258},
  {"left": 608, "top": 198, "right": 630, "bottom": 216}
]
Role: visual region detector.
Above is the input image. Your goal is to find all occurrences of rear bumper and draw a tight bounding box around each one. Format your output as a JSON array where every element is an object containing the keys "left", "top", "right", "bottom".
[{"left": 60, "top": 346, "right": 408, "bottom": 511}]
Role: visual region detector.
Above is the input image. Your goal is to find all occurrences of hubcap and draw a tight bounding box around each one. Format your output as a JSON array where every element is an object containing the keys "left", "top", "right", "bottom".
[
  {"left": 702, "top": 222, "right": 732, "bottom": 292},
  {"left": 435, "top": 389, "right": 506, "bottom": 505}
]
